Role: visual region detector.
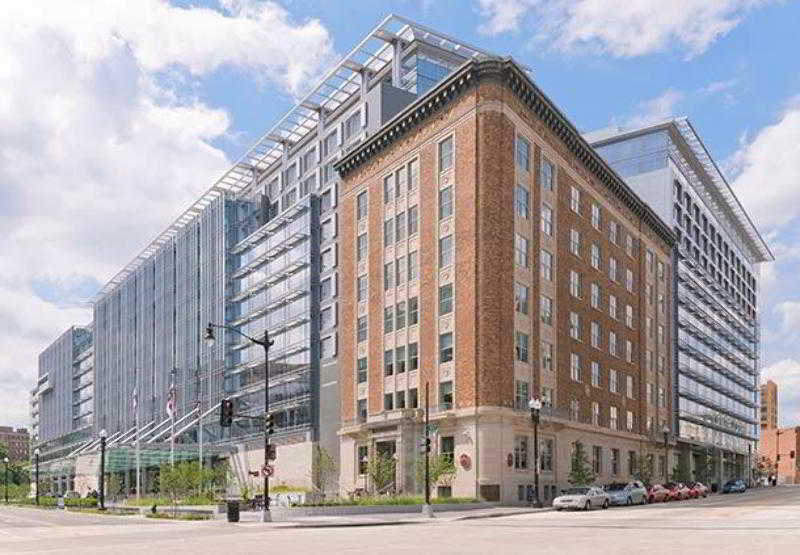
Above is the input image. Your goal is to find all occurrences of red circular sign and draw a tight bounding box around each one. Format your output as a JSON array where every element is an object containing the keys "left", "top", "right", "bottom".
[
  {"left": 459, "top": 454, "right": 471, "bottom": 470},
  {"left": 261, "top": 464, "right": 274, "bottom": 477}
]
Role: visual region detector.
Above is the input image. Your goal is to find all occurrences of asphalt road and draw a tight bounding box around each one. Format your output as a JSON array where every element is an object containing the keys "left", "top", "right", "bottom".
[{"left": 1, "top": 486, "right": 798, "bottom": 554}]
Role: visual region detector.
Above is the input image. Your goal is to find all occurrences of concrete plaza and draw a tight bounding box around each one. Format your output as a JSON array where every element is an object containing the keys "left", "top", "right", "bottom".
[{"left": 1, "top": 486, "right": 798, "bottom": 554}]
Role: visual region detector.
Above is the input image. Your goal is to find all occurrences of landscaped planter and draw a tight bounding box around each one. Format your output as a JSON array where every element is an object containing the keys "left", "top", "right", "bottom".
[{"left": 268, "top": 502, "right": 491, "bottom": 520}]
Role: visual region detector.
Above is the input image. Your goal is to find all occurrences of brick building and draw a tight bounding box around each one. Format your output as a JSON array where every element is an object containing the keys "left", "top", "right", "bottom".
[
  {"left": 334, "top": 58, "right": 675, "bottom": 503},
  {"left": 760, "top": 427, "right": 800, "bottom": 484},
  {"left": 761, "top": 380, "right": 778, "bottom": 430},
  {"left": 0, "top": 426, "right": 30, "bottom": 463}
]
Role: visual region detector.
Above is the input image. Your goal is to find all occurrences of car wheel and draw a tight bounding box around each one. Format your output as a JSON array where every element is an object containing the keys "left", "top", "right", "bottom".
[
  {"left": 640, "top": 496, "right": 646, "bottom": 505},
  {"left": 663, "top": 496, "right": 669, "bottom": 503},
  {"left": 603, "top": 500, "right": 609, "bottom": 509},
  {"left": 557, "top": 508, "right": 563, "bottom": 512},
  {"left": 626, "top": 497, "right": 632, "bottom": 506},
  {"left": 585, "top": 501, "right": 591, "bottom": 511}
]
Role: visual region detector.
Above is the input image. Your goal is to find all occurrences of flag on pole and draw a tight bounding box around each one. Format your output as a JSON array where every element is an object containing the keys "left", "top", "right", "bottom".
[
  {"left": 132, "top": 386, "right": 138, "bottom": 413},
  {"left": 166, "top": 384, "right": 176, "bottom": 418}
]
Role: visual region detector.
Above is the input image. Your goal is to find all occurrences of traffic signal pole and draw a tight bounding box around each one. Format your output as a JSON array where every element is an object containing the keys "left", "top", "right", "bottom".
[
  {"left": 422, "top": 382, "right": 433, "bottom": 517},
  {"left": 261, "top": 329, "right": 273, "bottom": 523}
]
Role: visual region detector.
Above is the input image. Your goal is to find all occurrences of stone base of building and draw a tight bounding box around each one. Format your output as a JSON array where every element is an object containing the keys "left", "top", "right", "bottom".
[{"left": 339, "top": 406, "right": 670, "bottom": 504}]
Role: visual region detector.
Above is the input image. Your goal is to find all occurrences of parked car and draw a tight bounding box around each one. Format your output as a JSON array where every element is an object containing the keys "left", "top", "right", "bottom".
[
  {"left": 689, "top": 482, "right": 709, "bottom": 498},
  {"left": 605, "top": 481, "right": 648, "bottom": 506},
  {"left": 553, "top": 487, "right": 610, "bottom": 511},
  {"left": 664, "top": 482, "right": 691, "bottom": 501},
  {"left": 647, "top": 484, "right": 671, "bottom": 503},
  {"left": 722, "top": 479, "right": 747, "bottom": 494}
]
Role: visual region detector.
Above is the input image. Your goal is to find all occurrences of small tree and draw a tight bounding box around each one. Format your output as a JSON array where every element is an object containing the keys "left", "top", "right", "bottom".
[
  {"left": 414, "top": 454, "right": 456, "bottom": 492},
  {"left": 568, "top": 441, "right": 596, "bottom": 485},
  {"left": 670, "top": 455, "right": 692, "bottom": 483},
  {"left": 634, "top": 453, "right": 655, "bottom": 485},
  {"left": 367, "top": 452, "right": 396, "bottom": 494},
  {"left": 694, "top": 452, "right": 713, "bottom": 484},
  {"left": 310, "top": 445, "right": 338, "bottom": 498}
]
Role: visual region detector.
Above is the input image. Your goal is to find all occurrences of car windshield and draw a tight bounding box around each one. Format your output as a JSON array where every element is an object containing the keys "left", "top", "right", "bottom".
[
  {"left": 725, "top": 480, "right": 738, "bottom": 486},
  {"left": 605, "top": 483, "right": 627, "bottom": 491},
  {"left": 563, "top": 488, "right": 589, "bottom": 495}
]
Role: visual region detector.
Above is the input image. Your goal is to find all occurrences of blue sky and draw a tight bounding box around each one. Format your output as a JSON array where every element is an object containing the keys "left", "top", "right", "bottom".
[{"left": 1, "top": 0, "right": 799, "bottom": 431}]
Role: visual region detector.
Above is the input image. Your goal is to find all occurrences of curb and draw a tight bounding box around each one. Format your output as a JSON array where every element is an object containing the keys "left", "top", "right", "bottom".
[{"left": 453, "top": 508, "right": 555, "bottom": 521}]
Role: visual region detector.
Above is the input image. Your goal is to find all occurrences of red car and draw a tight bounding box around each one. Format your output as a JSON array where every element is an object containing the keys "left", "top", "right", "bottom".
[
  {"left": 647, "top": 484, "right": 671, "bottom": 503},
  {"left": 689, "top": 482, "right": 709, "bottom": 498},
  {"left": 664, "top": 482, "right": 692, "bottom": 501}
]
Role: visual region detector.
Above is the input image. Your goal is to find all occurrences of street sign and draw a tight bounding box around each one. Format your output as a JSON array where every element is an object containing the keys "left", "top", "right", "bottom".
[{"left": 261, "top": 464, "right": 274, "bottom": 477}]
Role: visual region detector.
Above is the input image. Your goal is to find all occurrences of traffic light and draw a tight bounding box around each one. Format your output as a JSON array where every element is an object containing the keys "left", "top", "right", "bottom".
[
  {"left": 266, "top": 413, "right": 275, "bottom": 435},
  {"left": 220, "top": 399, "right": 234, "bottom": 427}
]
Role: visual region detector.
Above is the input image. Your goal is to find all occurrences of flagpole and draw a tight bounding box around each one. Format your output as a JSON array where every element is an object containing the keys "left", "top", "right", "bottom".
[
  {"left": 170, "top": 413, "right": 175, "bottom": 468},
  {"left": 135, "top": 411, "right": 141, "bottom": 502},
  {"left": 198, "top": 401, "right": 204, "bottom": 472}
]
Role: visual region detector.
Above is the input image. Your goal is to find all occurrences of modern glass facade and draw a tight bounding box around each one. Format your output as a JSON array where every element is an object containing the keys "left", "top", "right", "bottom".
[{"left": 591, "top": 121, "right": 771, "bottom": 466}]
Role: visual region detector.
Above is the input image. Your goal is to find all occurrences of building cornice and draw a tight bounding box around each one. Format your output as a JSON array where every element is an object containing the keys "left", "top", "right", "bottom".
[{"left": 336, "top": 58, "right": 675, "bottom": 247}]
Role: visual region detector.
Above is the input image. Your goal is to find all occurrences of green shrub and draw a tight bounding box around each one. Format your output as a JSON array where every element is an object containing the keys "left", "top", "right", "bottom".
[
  {"left": 299, "top": 495, "right": 478, "bottom": 507},
  {"left": 271, "top": 484, "right": 309, "bottom": 494}
]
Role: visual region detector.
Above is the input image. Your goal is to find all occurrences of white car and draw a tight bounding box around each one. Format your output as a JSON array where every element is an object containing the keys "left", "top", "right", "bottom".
[
  {"left": 605, "top": 481, "right": 648, "bottom": 506},
  {"left": 553, "top": 486, "right": 609, "bottom": 511}
]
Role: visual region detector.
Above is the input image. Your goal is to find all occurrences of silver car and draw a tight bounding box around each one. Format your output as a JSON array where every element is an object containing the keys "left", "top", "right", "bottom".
[
  {"left": 553, "top": 486, "right": 610, "bottom": 511},
  {"left": 605, "top": 481, "right": 648, "bottom": 506}
]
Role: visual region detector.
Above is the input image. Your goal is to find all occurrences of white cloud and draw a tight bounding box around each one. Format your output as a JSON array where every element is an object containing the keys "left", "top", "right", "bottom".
[
  {"left": 476, "top": 0, "right": 774, "bottom": 58},
  {"left": 761, "top": 359, "right": 800, "bottom": 427},
  {"left": 731, "top": 97, "right": 800, "bottom": 230},
  {"left": 618, "top": 88, "right": 684, "bottom": 129},
  {"left": 0, "top": 1, "right": 336, "bottom": 429}
]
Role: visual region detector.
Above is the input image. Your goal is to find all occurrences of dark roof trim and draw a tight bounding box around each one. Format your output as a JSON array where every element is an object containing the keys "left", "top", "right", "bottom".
[{"left": 336, "top": 58, "right": 675, "bottom": 247}]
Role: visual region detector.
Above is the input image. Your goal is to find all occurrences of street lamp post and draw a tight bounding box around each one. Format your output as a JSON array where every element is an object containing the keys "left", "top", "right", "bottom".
[
  {"left": 98, "top": 429, "right": 107, "bottom": 511},
  {"left": 528, "top": 398, "right": 543, "bottom": 508},
  {"left": 662, "top": 426, "right": 669, "bottom": 482},
  {"left": 205, "top": 322, "right": 273, "bottom": 523},
  {"left": 34, "top": 448, "right": 40, "bottom": 506},
  {"left": 747, "top": 443, "right": 752, "bottom": 488},
  {"left": 3, "top": 456, "right": 9, "bottom": 504}
]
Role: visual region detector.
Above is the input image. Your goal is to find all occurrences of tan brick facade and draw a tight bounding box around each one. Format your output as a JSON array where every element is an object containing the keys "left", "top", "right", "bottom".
[{"left": 335, "top": 60, "right": 675, "bottom": 503}]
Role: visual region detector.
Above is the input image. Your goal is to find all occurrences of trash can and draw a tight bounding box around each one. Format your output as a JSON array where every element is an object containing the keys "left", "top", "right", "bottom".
[
  {"left": 226, "top": 500, "right": 240, "bottom": 523},
  {"left": 710, "top": 483, "right": 718, "bottom": 493}
]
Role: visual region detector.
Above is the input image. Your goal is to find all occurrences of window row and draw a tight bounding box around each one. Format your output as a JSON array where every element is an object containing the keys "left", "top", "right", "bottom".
[{"left": 383, "top": 297, "right": 420, "bottom": 333}]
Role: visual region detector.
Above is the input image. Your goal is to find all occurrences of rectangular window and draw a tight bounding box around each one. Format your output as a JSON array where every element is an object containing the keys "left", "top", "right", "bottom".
[
  {"left": 384, "top": 306, "right": 394, "bottom": 333},
  {"left": 439, "top": 283, "right": 453, "bottom": 315},
  {"left": 357, "top": 357, "right": 367, "bottom": 384},
  {"left": 646, "top": 317, "right": 653, "bottom": 338},
  {"left": 569, "top": 229, "right": 581, "bottom": 256},
  {"left": 324, "top": 132, "right": 337, "bottom": 158},
  {"left": 626, "top": 235, "right": 635, "bottom": 257},
  {"left": 383, "top": 175, "right": 392, "bottom": 204},
  {"left": 439, "top": 186, "right": 453, "bottom": 219},
  {"left": 357, "top": 233, "right": 367, "bottom": 261},
  {"left": 591, "top": 203, "right": 600, "bottom": 229},
  {"left": 439, "top": 136, "right": 453, "bottom": 171},
  {"left": 593, "top": 445, "right": 602, "bottom": 474},
  {"left": 540, "top": 249, "right": 553, "bottom": 280},
  {"left": 646, "top": 249, "right": 654, "bottom": 272},
  {"left": 441, "top": 436, "right": 455, "bottom": 463},
  {"left": 569, "top": 311, "right": 580, "bottom": 340},
  {"left": 515, "top": 331, "right": 529, "bottom": 362},
  {"left": 384, "top": 393, "right": 393, "bottom": 411},
  {"left": 396, "top": 391, "right": 406, "bottom": 409},
  {"left": 591, "top": 283, "right": 600, "bottom": 309},
  {"left": 569, "top": 270, "right": 581, "bottom": 298},
  {"left": 591, "top": 322, "right": 600, "bottom": 349},
  {"left": 357, "top": 275, "right": 368, "bottom": 302},
  {"left": 626, "top": 340, "right": 633, "bottom": 363},
  {"left": 540, "top": 157, "right": 554, "bottom": 190},
  {"left": 590, "top": 243, "right": 601, "bottom": 269},
  {"left": 541, "top": 204, "right": 553, "bottom": 235},
  {"left": 516, "top": 136, "right": 530, "bottom": 171},
  {"left": 514, "top": 435, "right": 529, "bottom": 469},
  {"left": 320, "top": 277, "right": 333, "bottom": 300},
  {"left": 395, "top": 345, "right": 406, "bottom": 374},
  {"left": 627, "top": 375, "right": 634, "bottom": 399},
  {"left": 515, "top": 282, "right": 529, "bottom": 314},
  {"left": 570, "top": 399, "right": 580, "bottom": 421},
  {"left": 515, "top": 185, "right": 530, "bottom": 218},
  {"left": 515, "top": 380, "right": 530, "bottom": 410},
  {"left": 658, "top": 387, "right": 665, "bottom": 407},
  {"left": 344, "top": 110, "right": 360, "bottom": 141},
  {"left": 439, "top": 381, "right": 453, "bottom": 409},
  {"left": 591, "top": 361, "right": 601, "bottom": 387},
  {"left": 657, "top": 261, "right": 665, "bottom": 281},
  {"left": 395, "top": 300, "right": 406, "bottom": 329},
  {"left": 439, "top": 235, "right": 454, "bottom": 267},
  {"left": 625, "top": 305, "right": 634, "bottom": 328},
  {"left": 408, "top": 159, "right": 419, "bottom": 190},
  {"left": 646, "top": 383, "right": 653, "bottom": 405},
  {"left": 395, "top": 212, "right": 406, "bottom": 242},
  {"left": 570, "top": 186, "right": 580, "bottom": 214},
  {"left": 408, "top": 297, "right": 419, "bottom": 325},
  {"left": 609, "top": 221, "right": 618, "bottom": 245},
  {"left": 541, "top": 341, "right": 553, "bottom": 372},
  {"left": 540, "top": 295, "right": 553, "bottom": 325},
  {"left": 358, "top": 445, "right": 368, "bottom": 474},
  {"left": 395, "top": 256, "right": 406, "bottom": 286},
  {"left": 384, "top": 261, "right": 394, "bottom": 291},
  {"left": 357, "top": 317, "right": 367, "bottom": 343},
  {"left": 384, "top": 219, "right": 393, "bottom": 247},
  {"left": 609, "top": 257, "right": 617, "bottom": 281},
  {"left": 611, "top": 448, "right": 620, "bottom": 475},
  {"left": 610, "top": 406, "right": 618, "bottom": 430},
  {"left": 570, "top": 352, "right": 581, "bottom": 382},
  {"left": 626, "top": 269, "right": 634, "bottom": 292},
  {"left": 357, "top": 191, "right": 368, "bottom": 220},
  {"left": 395, "top": 167, "right": 407, "bottom": 198},
  {"left": 515, "top": 233, "right": 529, "bottom": 268},
  {"left": 609, "top": 294, "right": 617, "bottom": 319},
  {"left": 627, "top": 411, "right": 634, "bottom": 432},
  {"left": 609, "top": 331, "right": 617, "bottom": 356},
  {"left": 541, "top": 439, "right": 554, "bottom": 471},
  {"left": 658, "top": 324, "right": 665, "bottom": 345},
  {"left": 407, "top": 251, "right": 419, "bottom": 281},
  {"left": 439, "top": 332, "right": 453, "bottom": 363},
  {"left": 542, "top": 387, "right": 553, "bottom": 407},
  {"left": 384, "top": 349, "right": 394, "bottom": 376},
  {"left": 410, "top": 388, "right": 419, "bottom": 409},
  {"left": 610, "top": 369, "right": 618, "bottom": 394},
  {"left": 407, "top": 205, "right": 419, "bottom": 235},
  {"left": 409, "top": 343, "right": 419, "bottom": 371}
]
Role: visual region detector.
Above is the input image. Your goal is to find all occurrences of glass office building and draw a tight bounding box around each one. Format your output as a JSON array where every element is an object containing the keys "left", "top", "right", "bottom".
[
  {"left": 588, "top": 119, "right": 773, "bottom": 482},
  {"left": 32, "top": 15, "right": 499, "bottom": 493}
]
